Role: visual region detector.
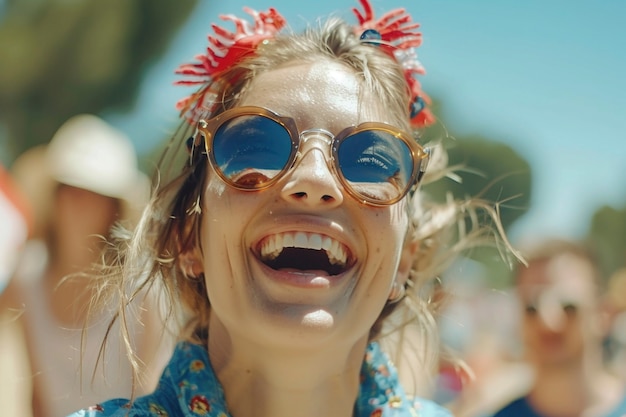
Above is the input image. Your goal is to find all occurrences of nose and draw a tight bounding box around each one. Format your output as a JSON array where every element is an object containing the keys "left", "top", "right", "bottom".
[
  {"left": 280, "top": 130, "right": 344, "bottom": 208},
  {"left": 536, "top": 297, "right": 567, "bottom": 331}
]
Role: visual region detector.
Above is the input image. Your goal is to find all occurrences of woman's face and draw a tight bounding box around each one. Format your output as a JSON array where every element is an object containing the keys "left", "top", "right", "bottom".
[
  {"left": 186, "top": 60, "right": 414, "bottom": 350},
  {"left": 54, "top": 184, "right": 120, "bottom": 249}
]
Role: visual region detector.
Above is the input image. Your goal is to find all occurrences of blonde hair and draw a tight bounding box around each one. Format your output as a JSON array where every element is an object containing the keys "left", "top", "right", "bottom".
[{"left": 89, "top": 17, "right": 518, "bottom": 395}]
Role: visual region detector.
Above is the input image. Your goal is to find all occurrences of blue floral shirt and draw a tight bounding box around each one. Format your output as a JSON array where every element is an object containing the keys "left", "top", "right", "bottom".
[{"left": 68, "top": 341, "right": 452, "bottom": 417}]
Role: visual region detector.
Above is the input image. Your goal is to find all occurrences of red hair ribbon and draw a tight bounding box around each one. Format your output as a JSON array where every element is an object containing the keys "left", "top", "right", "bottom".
[
  {"left": 175, "top": 0, "right": 433, "bottom": 128},
  {"left": 174, "top": 7, "right": 286, "bottom": 124},
  {"left": 353, "top": 0, "right": 434, "bottom": 128}
]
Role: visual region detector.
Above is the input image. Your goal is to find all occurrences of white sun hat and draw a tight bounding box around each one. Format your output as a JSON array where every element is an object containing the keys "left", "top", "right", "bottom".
[
  {"left": 46, "top": 114, "right": 150, "bottom": 224},
  {"left": 46, "top": 114, "right": 148, "bottom": 201},
  {"left": 11, "top": 114, "right": 150, "bottom": 236}
]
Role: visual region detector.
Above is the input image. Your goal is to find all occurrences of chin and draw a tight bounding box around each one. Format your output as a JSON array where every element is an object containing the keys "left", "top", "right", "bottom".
[{"left": 250, "top": 303, "right": 366, "bottom": 349}]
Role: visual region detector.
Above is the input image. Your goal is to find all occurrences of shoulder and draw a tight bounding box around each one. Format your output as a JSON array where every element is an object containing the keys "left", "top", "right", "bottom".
[
  {"left": 360, "top": 342, "right": 453, "bottom": 417},
  {"left": 64, "top": 382, "right": 182, "bottom": 417},
  {"left": 64, "top": 390, "right": 182, "bottom": 417},
  {"left": 491, "top": 396, "right": 537, "bottom": 417},
  {"left": 64, "top": 399, "right": 151, "bottom": 417},
  {"left": 65, "top": 341, "right": 216, "bottom": 417}
]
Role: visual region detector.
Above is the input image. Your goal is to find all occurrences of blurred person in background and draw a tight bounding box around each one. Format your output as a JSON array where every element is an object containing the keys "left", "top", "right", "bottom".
[
  {"left": 491, "top": 239, "right": 626, "bottom": 417},
  {"left": 605, "top": 268, "right": 626, "bottom": 380},
  {"left": 0, "top": 163, "right": 33, "bottom": 417},
  {"left": 0, "top": 163, "right": 32, "bottom": 293},
  {"left": 432, "top": 262, "right": 533, "bottom": 417},
  {"left": 0, "top": 115, "right": 170, "bottom": 417}
]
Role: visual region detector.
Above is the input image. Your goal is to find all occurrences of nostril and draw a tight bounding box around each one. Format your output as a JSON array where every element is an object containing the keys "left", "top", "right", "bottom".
[{"left": 289, "top": 192, "right": 335, "bottom": 203}]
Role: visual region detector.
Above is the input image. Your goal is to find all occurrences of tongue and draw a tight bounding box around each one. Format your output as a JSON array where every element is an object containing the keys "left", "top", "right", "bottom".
[{"left": 278, "top": 268, "right": 331, "bottom": 276}]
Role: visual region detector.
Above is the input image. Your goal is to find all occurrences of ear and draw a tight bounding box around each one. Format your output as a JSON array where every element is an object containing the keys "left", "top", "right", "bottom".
[
  {"left": 396, "top": 239, "right": 419, "bottom": 287},
  {"left": 178, "top": 245, "right": 204, "bottom": 278}
]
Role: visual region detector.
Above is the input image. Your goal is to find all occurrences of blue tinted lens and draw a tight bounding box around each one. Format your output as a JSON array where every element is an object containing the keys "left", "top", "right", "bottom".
[
  {"left": 212, "top": 115, "right": 293, "bottom": 188},
  {"left": 337, "top": 130, "right": 413, "bottom": 201}
]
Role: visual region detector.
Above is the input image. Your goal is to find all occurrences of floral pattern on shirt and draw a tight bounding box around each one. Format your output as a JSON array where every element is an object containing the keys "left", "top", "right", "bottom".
[{"left": 68, "top": 341, "right": 451, "bottom": 417}]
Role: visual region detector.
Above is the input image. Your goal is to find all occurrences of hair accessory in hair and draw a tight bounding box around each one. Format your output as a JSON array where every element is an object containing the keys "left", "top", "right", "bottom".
[
  {"left": 353, "top": 0, "right": 434, "bottom": 128},
  {"left": 176, "top": 0, "right": 433, "bottom": 128},
  {"left": 359, "top": 28, "right": 382, "bottom": 44},
  {"left": 174, "top": 7, "right": 286, "bottom": 124}
]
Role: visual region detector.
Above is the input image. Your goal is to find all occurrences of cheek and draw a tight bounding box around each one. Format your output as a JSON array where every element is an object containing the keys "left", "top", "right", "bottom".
[
  {"left": 377, "top": 203, "right": 410, "bottom": 244},
  {"left": 206, "top": 173, "right": 227, "bottom": 198},
  {"left": 388, "top": 198, "right": 411, "bottom": 225},
  {"left": 521, "top": 319, "right": 535, "bottom": 338},
  {"left": 200, "top": 180, "right": 233, "bottom": 263},
  {"left": 575, "top": 314, "right": 600, "bottom": 340},
  {"left": 203, "top": 172, "right": 241, "bottom": 227},
  {"left": 200, "top": 179, "right": 259, "bottom": 260},
  {"left": 364, "top": 205, "right": 409, "bottom": 269}
]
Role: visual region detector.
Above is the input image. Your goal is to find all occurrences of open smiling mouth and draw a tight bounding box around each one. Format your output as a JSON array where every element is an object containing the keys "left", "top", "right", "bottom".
[{"left": 259, "top": 232, "right": 351, "bottom": 276}]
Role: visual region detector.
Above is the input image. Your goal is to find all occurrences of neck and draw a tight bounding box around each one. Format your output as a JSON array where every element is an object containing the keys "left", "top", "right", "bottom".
[
  {"left": 46, "top": 240, "right": 98, "bottom": 325},
  {"left": 48, "top": 234, "right": 102, "bottom": 282},
  {"left": 208, "top": 322, "right": 367, "bottom": 417}
]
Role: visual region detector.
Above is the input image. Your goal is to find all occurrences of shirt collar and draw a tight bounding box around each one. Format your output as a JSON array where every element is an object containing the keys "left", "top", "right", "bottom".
[{"left": 169, "top": 341, "right": 415, "bottom": 417}]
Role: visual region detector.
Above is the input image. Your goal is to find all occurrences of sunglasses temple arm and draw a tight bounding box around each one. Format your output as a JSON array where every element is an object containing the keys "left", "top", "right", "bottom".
[
  {"left": 416, "top": 147, "right": 431, "bottom": 183},
  {"left": 187, "top": 120, "right": 209, "bottom": 150}
]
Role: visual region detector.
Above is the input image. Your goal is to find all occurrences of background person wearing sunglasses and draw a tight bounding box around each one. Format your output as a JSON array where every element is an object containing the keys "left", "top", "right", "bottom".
[
  {"left": 67, "top": 1, "right": 516, "bottom": 416},
  {"left": 489, "top": 239, "right": 626, "bottom": 417}
]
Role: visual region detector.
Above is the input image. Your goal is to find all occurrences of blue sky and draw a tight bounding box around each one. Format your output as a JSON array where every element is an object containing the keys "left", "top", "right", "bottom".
[{"left": 106, "top": 0, "right": 626, "bottom": 243}]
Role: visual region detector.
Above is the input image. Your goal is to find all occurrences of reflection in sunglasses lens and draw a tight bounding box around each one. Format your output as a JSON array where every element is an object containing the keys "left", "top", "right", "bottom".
[
  {"left": 338, "top": 131, "right": 412, "bottom": 201},
  {"left": 213, "top": 115, "right": 292, "bottom": 188},
  {"left": 209, "top": 111, "right": 416, "bottom": 203}
]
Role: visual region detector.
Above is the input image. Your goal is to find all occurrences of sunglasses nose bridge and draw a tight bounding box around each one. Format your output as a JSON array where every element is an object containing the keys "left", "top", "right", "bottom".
[
  {"left": 278, "top": 128, "right": 344, "bottom": 207},
  {"left": 299, "top": 128, "right": 334, "bottom": 147},
  {"left": 295, "top": 128, "right": 335, "bottom": 160},
  {"left": 287, "top": 128, "right": 342, "bottom": 188}
]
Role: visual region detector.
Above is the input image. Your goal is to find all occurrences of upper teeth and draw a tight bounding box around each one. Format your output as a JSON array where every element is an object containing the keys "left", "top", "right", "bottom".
[{"left": 260, "top": 232, "right": 348, "bottom": 266}]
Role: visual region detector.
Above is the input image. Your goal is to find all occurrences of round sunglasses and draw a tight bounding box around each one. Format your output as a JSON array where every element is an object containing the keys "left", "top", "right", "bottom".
[{"left": 193, "top": 106, "right": 430, "bottom": 206}]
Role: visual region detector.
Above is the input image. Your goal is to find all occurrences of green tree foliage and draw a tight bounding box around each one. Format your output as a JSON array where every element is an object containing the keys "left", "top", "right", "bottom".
[
  {"left": 422, "top": 133, "right": 531, "bottom": 231},
  {"left": 587, "top": 204, "right": 626, "bottom": 281},
  {"left": 421, "top": 102, "right": 532, "bottom": 287},
  {"left": 0, "top": 0, "right": 198, "bottom": 162}
]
